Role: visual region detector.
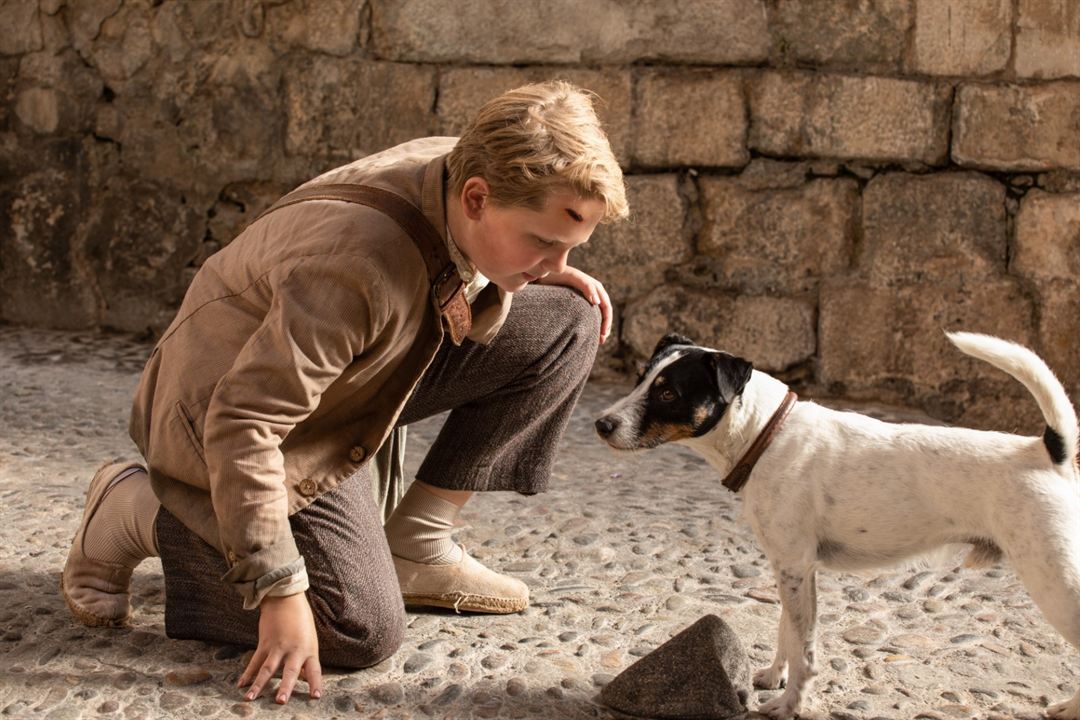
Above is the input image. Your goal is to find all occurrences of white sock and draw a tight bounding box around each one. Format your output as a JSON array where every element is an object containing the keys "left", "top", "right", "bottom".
[
  {"left": 384, "top": 483, "right": 465, "bottom": 565},
  {"left": 83, "top": 468, "right": 160, "bottom": 567}
]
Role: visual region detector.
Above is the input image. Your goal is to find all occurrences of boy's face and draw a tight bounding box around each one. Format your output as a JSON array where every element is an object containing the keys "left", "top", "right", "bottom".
[{"left": 458, "top": 180, "right": 605, "bottom": 293}]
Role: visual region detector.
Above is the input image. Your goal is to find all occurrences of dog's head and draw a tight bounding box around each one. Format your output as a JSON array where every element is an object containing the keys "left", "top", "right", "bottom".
[{"left": 595, "top": 333, "right": 753, "bottom": 450}]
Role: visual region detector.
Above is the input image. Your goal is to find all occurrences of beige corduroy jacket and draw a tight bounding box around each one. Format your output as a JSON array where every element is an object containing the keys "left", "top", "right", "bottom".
[{"left": 129, "top": 137, "right": 512, "bottom": 607}]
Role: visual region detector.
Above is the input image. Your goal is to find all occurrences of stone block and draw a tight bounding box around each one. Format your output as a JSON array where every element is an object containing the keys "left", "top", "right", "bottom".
[
  {"left": 109, "top": 41, "right": 283, "bottom": 200},
  {"left": 149, "top": 2, "right": 233, "bottom": 62},
  {"left": 83, "top": 174, "right": 204, "bottom": 333},
  {"left": 1037, "top": 281, "right": 1080, "bottom": 395},
  {"left": 206, "top": 181, "right": 292, "bottom": 249},
  {"left": 749, "top": 72, "right": 951, "bottom": 164},
  {"left": 861, "top": 172, "right": 1007, "bottom": 284},
  {"left": 1039, "top": 171, "right": 1080, "bottom": 193},
  {"left": 623, "top": 286, "right": 815, "bottom": 372},
  {"left": 572, "top": 175, "right": 691, "bottom": 306},
  {"left": 69, "top": 0, "right": 122, "bottom": 57},
  {"left": 86, "top": 1, "right": 155, "bottom": 83},
  {"left": 634, "top": 69, "right": 747, "bottom": 168},
  {"left": 284, "top": 57, "right": 436, "bottom": 163},
  {"left": 698, "top": 175, "right": 857, "bottom": 294},
  {"left": 0, "top": 155, "right": 98, "bottom": 328},
  {"left": 769, "top": 0, "right": 910, "bottom": 71},
  {"left": 722, "top": 158, "right": 841, "bottom": 191},
  {"left": 16, "top": 49, "right": 104, "bottom": 136},
  {"left": 819, "top": 279, "right": 1040, "bottom": 430},
  {"left": 1016, "top": 0, "right": 1080, "bottom": 79},
  {"left": 371, "top": 0, "right": 769, "bottom": 64},
  {"left": 0, "top": 58, "right": 16, "bottom": 130},
  {"left": 909, "top": 0, "right": 1012, "bottom": 76},
  {"left": 1013, "top": 190, "right": 1080, "bottom": 283},
  {"left": 953, "top": 82, "right": 1080, "bottom": 171},
  {"left": 437, "top": 67, "right": 631, "bottom": 166},
  {"left": 264, "top": 0, "right": 362, "bottom": 56},
  {"left": 14, "top": 88, "right": 58, "bottom": 134},
  {"left": 38, "top": 6, "right": 71, "bottom": 52},
  {"left": 0, "top": 0, "right": 43, "bottom": 55}
]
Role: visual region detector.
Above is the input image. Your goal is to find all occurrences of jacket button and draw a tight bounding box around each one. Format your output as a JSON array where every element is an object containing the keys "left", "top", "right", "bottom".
[
  {"left": 349, "top": 446, "right": 366, "bottom": 463},
  {"left": 297, "top": 478, "right": 318, "bottom": 496},
  {"left": 227, "top": 550, "right": 238, "bottom": 564}
]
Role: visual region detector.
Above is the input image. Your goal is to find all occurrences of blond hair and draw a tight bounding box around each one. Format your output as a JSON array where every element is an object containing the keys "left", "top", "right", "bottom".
[{"left": 446, "top": 81, "right": 629, "bottom": 223}]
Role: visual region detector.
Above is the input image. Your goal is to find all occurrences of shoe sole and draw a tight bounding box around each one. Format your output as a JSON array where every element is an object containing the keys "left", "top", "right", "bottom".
[
  {"left": 59, "top": 573, "right": 131, "bottom": 628},
  {"left": 402, "top": 591, "right": 528, "bottom": 614}
]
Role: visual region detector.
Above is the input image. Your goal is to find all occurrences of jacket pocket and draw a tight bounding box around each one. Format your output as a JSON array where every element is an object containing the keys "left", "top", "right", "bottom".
[{"left": 174, "top": 401, "right": 207, "bottom": 466}]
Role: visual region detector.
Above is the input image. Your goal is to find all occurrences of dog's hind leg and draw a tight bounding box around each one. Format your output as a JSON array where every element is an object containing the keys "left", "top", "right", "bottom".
[
  {"left": 1017, "top": 557, "right": 1080, "bottom": 719},
  {"left": 998, "top": 519, "right": 1080, "bottom": 719},
  {"left": 756, "top": 565, "right": 819, "bottom": 720}
]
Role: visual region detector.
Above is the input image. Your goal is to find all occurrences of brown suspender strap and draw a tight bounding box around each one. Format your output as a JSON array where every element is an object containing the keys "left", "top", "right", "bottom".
[
  {"left": 256, "top": 183, "right": 472, "bottom": 345},
  {"left": 721, "top": 391, "right": 798, "bottom": 493}
]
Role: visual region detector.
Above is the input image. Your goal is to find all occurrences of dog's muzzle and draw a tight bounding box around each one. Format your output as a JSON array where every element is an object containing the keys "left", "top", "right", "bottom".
[{"left": 594, "top": 416, "right": 619, "bottom": 439}]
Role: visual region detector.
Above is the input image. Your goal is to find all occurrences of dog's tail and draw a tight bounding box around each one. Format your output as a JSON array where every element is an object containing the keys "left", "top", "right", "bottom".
[{"left": 946, "top": 331, "right": 1078, "bottom": 466}]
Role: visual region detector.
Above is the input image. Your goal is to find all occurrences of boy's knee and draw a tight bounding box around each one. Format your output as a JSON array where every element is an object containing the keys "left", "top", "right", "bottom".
[
  {"left": 544, "top": 286, "right": 602, "bottom": 346},
  {"left": 564, "top": 293, "right": 602, "bottom": 374},
  {"left": 570, "top": 293, "right": 602, "bottom": 345},
  {"left": 314, "top": 593, "right": 406, "bottom": 669}
]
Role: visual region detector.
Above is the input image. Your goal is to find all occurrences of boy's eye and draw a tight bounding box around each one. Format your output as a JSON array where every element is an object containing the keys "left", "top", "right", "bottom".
[{"left": 533, "top": 236, "right": 556, "bottom": 247}]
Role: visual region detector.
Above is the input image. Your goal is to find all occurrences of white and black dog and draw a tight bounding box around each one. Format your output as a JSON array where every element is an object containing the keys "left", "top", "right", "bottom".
[{"left": 595, "top": 331, "right": 1080, "bottom": 719}]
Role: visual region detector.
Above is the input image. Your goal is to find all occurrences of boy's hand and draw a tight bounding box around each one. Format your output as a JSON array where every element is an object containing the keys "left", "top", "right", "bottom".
[
  {"left": 535, "top": 267, "right": 613, "bottom": 344},
  {"left": 238, "top": 592, "right": 323, "bottom": 704}
]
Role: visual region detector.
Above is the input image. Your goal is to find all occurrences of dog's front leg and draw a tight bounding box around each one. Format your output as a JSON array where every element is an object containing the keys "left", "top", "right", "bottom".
[
  {"left": 753, "top": 611, "right": 789, "bottom": 690},
  {"left": 757, "top": 566, "right": 819, "bottom": 720}
]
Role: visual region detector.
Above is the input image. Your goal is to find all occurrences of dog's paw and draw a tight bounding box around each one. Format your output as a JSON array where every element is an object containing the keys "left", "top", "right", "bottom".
[
  {"left": 757, "top": 691, "right": 800, "bottom": 719},
  {"left": 1048, "top": 695, "right": 1080, "bottom": 720},
  {"left": 754, "top": 665, "right": 788, "bottom": 690}
]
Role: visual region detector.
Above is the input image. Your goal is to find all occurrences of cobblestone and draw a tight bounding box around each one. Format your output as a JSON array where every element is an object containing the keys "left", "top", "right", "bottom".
[{"left": 2, "top": 325, "right": 1078, "bottom": 718}]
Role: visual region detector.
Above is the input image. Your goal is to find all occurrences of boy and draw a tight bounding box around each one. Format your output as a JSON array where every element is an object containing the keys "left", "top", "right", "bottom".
[{"left": 62, "top": 81, "right": 628, "bottom": 704}]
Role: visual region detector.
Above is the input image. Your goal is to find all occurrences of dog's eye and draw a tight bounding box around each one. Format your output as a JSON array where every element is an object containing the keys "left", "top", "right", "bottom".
[{"left": 658, "top": 389, "right": 677, "bottom": 403}]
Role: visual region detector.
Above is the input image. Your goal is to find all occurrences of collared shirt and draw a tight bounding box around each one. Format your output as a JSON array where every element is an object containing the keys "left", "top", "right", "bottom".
[{"left": 446, "top": 223, "right": 490, "bottom": 305}]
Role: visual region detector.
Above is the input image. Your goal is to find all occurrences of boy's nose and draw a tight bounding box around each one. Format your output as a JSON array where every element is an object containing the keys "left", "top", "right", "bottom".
[{"left": 546, "top": 249, "right": 570, "bottom": 275}]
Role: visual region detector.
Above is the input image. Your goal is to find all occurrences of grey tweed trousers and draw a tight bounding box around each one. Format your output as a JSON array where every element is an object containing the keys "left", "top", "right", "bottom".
[{"left": 155, "top": 285, "right": 600, "bottom": 668}]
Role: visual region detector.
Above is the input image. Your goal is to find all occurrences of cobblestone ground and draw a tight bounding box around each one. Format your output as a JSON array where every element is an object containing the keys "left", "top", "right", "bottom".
[{"left": 1, "top": 325, "right": 1076, "bottom": 720}]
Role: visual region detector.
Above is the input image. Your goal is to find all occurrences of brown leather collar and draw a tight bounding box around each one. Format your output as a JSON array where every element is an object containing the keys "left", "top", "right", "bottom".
[{"left": 722, "top": 391, "right": 798, "bottom": 493}]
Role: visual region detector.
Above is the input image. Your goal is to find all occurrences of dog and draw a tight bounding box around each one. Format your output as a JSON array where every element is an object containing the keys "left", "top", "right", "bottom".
[{"left": 595, "top": 331, "right": 1080, "bottom": 719}]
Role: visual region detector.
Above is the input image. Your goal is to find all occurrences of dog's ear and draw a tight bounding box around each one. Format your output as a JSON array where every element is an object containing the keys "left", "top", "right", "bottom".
[
  {"left": 712, "top": 352, "right": 753, "bottom": 404},
  {"left": 652, "top": 333, "right": 694, "bottom": 357}
]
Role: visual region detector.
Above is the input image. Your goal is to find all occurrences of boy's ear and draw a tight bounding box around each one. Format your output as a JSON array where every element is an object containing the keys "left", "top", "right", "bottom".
[
  {"left": 652, "top": 333, "right": 694, "bottom": 358},
  {"left": 712, "top": 352, "right": 753, "bottom": 404},
  {"left": 461, "top": 177, "right": 490, "bottom": 219}
]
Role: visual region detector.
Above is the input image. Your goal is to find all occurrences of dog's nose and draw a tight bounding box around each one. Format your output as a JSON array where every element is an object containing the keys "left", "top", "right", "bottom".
[{"left": 595, "top": 417, "right": 619, "bottom": 437}]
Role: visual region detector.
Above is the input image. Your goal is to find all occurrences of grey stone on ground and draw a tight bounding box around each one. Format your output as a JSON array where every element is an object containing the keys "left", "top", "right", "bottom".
[{"left": 600, "top": 614, "right": 749, "bottom": 719}]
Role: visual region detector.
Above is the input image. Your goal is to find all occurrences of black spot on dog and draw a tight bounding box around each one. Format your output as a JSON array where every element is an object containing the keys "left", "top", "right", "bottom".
[
  {"left": 1044, "top": 426, "right": 1069, "bottom": 465},
  {"left": 712, "top": 352, "right": 753, "bottom": 405}
]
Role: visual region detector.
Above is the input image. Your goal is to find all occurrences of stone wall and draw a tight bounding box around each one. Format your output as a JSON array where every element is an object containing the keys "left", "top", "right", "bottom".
[{"left": 2, "top": 0, "right": 1079, "bottom": 431}]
